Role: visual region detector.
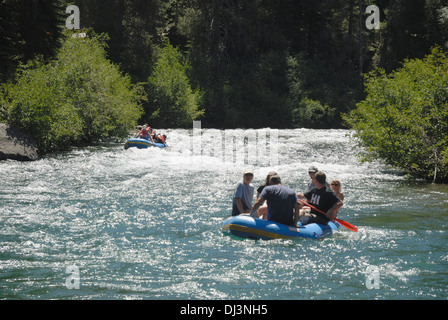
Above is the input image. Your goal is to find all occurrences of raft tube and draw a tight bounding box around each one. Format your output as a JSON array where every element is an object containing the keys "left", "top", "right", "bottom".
[
  {"left": 124, "top": 138, "right": 167, "bottom": 149},
  {"left": 222, "top": 215, "right": 340, "bottom": 240}
]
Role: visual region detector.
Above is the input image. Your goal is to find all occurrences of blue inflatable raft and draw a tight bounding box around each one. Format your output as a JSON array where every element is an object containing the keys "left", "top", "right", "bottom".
[
  {"left": 124, "top": 138, "right": 167, "bottom": 149},
  {"left": 222, "top": 215, "right": 340, "bottom": 240}
]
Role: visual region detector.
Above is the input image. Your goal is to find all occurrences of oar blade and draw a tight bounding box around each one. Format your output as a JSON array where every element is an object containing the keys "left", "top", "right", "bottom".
[
  {"left": 335, "top": 218, "right": 358, "bottom": 232},
  {"left": 299, "top": 199, "right": 358, "bottom": 232}
]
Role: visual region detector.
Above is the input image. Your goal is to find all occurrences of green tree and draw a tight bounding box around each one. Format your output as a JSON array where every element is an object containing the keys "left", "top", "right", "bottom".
[
  {"left": 0, "top": 32, "right": 144, "bottom": 153},
  {"left": 344, "top": 47, "right": 448, "bottom": 183},
  {"left": 146, "top": 41, "right": 203, "bottom": 128}
]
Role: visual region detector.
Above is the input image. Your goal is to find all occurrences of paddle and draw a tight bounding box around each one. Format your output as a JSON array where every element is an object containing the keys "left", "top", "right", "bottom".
[{"left": 298, "top": 199, "right": 358, "bottom": 232}]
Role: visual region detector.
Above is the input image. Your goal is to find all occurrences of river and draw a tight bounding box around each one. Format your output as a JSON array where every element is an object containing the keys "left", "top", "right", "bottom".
[{"left": 1, "top": 128, "right": 447, "bottom": 300}]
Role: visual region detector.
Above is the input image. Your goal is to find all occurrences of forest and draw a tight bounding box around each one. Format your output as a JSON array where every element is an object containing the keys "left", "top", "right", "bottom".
[{"left": 2, "top": 0, "right": 447, "bottom": 130}]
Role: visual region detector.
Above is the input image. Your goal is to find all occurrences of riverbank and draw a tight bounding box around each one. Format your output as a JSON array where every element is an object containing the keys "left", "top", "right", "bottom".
[{"left": 0, "top": 124, "right": 161, "bottom": 162}]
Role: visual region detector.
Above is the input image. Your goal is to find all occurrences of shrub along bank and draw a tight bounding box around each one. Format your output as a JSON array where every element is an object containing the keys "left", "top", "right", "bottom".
[
  {"left": 0, "top": 32, "right": 145, "bottom": 154},
  {"left": 344, "top": 47, "right": 448, "bottom": 183}
]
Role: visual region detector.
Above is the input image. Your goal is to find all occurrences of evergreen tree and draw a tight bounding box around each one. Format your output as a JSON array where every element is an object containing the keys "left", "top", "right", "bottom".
[{"left": 0, "top": 0, "right": 65, "bottom": 82}]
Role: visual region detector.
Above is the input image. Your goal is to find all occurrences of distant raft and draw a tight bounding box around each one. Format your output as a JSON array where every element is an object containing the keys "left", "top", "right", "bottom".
[
  {"left": 222, "top": 215, "right": 340, "bottom": 240},
  {"left": 124, "top": 138, "right": 168, "bottom": 150}
]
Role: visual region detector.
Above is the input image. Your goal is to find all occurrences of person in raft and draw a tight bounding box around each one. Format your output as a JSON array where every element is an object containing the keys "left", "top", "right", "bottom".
[
  {"left": 254, "top": 170, "right": 278, "bottom": 220},
  {"left": 297, "top": 171, "right": 343, "bottom": 225},
  {"left": 250, "top": 175, "right": 301, "bottom": 227},
  {"left": 154, "top": 133, "right": 167, "bottom": 144},
  {"left": 232, "top": 171, "right": 255, "bottom": 216},
  {"left": 330, "top": 179, "right": 344, "bottom": 201},
  {"left": 136, "top": 124, "right": 154, "bottom": 142},
  {"left": 307, "top": 166, "right": 329, "bottom": 191}
]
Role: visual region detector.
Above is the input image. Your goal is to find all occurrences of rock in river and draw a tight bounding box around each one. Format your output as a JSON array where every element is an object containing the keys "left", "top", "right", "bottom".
[{"left": 0, "top": 123, "right": 39, "bottom": 161}]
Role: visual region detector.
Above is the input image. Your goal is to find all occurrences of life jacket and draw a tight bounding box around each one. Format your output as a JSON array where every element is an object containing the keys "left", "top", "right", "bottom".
[
  {"left": 140, "top": 127, "right": 150, "bottom": 138},
  {"left": 157, "top": 134, "right": 166, "bottom": 143}
]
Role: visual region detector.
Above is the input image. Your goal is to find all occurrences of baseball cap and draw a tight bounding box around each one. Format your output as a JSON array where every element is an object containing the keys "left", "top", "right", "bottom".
[{"left": 308, "top": 166, "right": 318, "bottom": 173}]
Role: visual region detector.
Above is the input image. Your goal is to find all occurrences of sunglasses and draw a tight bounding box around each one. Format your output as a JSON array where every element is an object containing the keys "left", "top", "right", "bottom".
[{"left": 331, "top": 183, "right": 340, "bottom": 186}]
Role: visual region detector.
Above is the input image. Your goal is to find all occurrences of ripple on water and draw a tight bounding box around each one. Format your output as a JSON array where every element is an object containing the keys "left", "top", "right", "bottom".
[{"left": 1, "top": 129, "right": 447, "bottom": 299}]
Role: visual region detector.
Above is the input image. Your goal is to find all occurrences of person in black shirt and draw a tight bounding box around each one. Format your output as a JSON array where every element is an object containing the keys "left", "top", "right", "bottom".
[{"left": 297, "top": 171, "right": 343, "bottom": 225}]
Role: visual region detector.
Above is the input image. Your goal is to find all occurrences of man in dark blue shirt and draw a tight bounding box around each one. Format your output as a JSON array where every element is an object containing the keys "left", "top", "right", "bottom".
[{"left": 250, "top": 175, "right": 301, "bottom": 226}]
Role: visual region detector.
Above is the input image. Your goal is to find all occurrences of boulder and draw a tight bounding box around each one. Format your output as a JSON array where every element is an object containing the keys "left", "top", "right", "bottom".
[{"left": 0, "top": 123, "right": 39, "bottom": 161}]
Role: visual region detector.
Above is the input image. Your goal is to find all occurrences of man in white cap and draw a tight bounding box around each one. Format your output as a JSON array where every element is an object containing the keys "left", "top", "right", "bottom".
[
  {"left": 307, "top": 166, "right": 329, "bottom": 191},
  {"left": 232, "top": 170, "right": 255, "bottom": 216}
]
